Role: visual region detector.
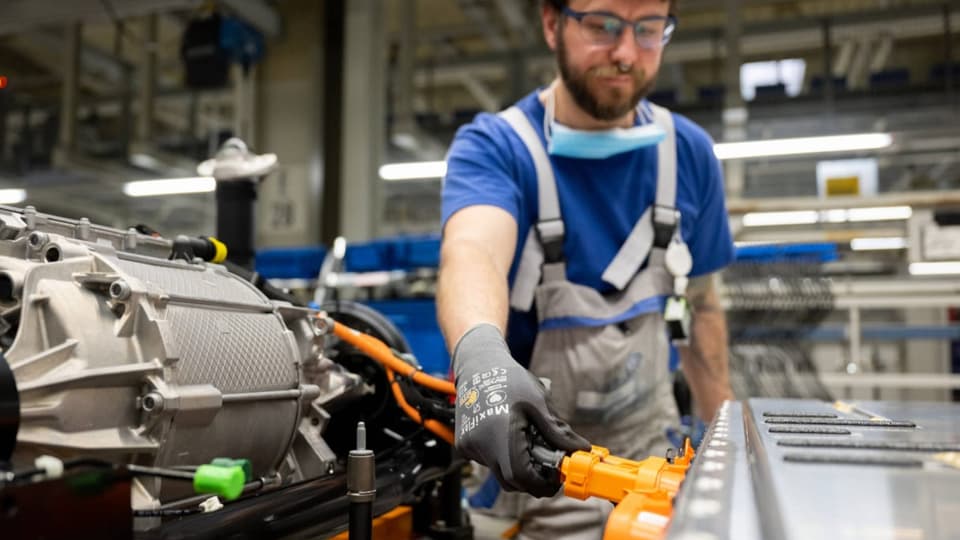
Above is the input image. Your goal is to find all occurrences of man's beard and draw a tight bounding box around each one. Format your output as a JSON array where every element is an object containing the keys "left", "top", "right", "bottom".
[{"left": 556, "top": 27, "right": 658, "bottom": 121}]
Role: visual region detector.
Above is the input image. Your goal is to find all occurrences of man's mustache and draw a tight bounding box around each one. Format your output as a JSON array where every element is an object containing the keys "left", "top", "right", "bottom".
[{"left": 590, "top": 65, "right": 642, "bottom": 78}]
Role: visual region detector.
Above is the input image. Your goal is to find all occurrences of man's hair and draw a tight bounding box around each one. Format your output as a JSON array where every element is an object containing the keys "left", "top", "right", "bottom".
[{"left": 543, "top": 0, "right": 677, "bottom": 15}]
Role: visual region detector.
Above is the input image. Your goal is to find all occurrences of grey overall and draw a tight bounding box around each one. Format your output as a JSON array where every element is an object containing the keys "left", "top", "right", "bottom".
[{"left": 493, "top": 102, "right": 684, "bottom": 540}]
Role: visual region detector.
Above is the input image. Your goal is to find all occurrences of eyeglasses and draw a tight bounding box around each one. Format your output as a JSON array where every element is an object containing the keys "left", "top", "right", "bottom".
[{"left": 561, "top": 7, "right": 677, "bottom": 50}]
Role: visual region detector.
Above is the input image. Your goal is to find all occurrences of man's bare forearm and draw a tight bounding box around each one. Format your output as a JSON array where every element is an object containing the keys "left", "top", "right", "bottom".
[
  {"left": 437, "top": 238, "right": 510, "bottom": 352},
  {"left": 678, "top": 274, "right": 735, "bottom": 421}
]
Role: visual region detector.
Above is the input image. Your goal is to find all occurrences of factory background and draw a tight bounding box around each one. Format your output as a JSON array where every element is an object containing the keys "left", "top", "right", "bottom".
[{"left": 1, "top": 2, "right": 960, "bottom": 538}]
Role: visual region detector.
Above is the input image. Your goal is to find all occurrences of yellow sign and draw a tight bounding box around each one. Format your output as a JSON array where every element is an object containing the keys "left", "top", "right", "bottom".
[{"left": 825, "top": 176, "right": 860, "bottom": 196}]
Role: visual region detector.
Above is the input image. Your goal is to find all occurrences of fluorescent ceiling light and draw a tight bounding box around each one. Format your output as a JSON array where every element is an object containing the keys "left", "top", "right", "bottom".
[
  {"left": 850, "top": 237, "right": 907, "bottom": 251},
  {"left": 909, "top": 261, "right": 960, "bottom": 276},
  {"left": 742, "top": 210, "right": 819, "bottom": 227},
  {"left": 0, "top": 189, "right": 27, "bottom": 205},
  {"left": 714, "top": 133, "right": 893, "bottom": 160},
  {"left": 742, "top": 206, "right": 912, "bottom": 227},
  {"left": 379, "top": 161, "right": 446, "bottom": 181},
  {"left": 821, "top": 209, "right": 849, "bottom": 223},
  {"left": 123, "top": 177, "right": 216, "bottom": 197},
  {"left": 847, "top": 206, "right": 912, "bottom": 222}
]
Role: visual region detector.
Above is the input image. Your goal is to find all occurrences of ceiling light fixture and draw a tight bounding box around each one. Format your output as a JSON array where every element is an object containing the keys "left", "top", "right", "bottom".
[
  {"left": 123, "top": 177, "right": 216, "bottom": 197},
  {"left": 742, "top": 210, "right": 819, "bottom": 227},
  {"left": 714, "top": 133, "right": 893, "bottom": 161},
  {"left": 908, "top": 261, "right": 960, "bottom": 276},
  {"left": 850, "top": 237, "right": 907, "bottom": 251},
  {"left": 742, "top": 206, "right": 912, "bottom": 227},
  {"left": 0, "top": 189, "right": 27, "bottom": 205},
  {"left": 378, "top": 161, "right": 447, "bottom": 181}
]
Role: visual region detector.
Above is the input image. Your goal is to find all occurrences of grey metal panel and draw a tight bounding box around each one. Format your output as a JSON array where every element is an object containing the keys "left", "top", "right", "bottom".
[
  {"left": 668, "top": 398, "right": 960, "bottom": 540},
  {"left": 116, "top": 258, "right": 265, "bottom": 305},
  {"left": 166, "top": 306, "right": 299, "bottom": 393},
  {"left": 668, "top": 401, "right": 762, "bottom": 540}
]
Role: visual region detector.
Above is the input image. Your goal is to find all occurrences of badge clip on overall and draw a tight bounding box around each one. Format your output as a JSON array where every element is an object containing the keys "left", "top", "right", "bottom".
[{"left": 663, "top": 212, "right": 692, "bottom": 345}]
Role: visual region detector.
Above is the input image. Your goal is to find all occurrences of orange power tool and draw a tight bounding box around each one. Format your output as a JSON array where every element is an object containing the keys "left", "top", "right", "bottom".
[{"left": 536, "top": 439, "right": 695, "bottom": 540}]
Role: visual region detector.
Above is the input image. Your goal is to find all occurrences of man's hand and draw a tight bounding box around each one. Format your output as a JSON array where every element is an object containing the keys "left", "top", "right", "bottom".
[{"left": 453, "top": 324, "right": 591, "bottom": 497}]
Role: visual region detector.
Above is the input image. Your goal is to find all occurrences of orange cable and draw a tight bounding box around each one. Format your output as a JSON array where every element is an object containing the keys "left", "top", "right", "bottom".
[
  {"left": 330, "top": 320, "right": 455, "bottom": 395},
  {"left": 387, "top": 368, "right": 455, "bottom": 445}
]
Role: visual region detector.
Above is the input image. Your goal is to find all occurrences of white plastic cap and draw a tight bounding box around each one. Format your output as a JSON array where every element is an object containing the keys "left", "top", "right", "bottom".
[{"left": 34, "top": 455, "right": 64, "bottom": 479}]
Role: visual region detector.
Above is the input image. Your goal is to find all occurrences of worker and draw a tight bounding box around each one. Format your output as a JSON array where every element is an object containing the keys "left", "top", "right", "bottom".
[{"left": 437, "top": 0, "right": 735, "bottom": 537}]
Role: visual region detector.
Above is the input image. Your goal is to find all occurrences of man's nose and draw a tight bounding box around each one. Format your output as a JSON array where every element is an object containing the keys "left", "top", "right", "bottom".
[{"left": 609, "top": 25, "right": 640, "bottom": 67}]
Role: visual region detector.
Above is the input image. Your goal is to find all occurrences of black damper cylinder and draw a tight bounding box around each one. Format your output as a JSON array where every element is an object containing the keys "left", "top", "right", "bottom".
[
  {"left": 0, "top": 352, "right": 19, "bottom": 465},
  {"left": 215, "top": 179, "right": 258, "bottom": 269}
]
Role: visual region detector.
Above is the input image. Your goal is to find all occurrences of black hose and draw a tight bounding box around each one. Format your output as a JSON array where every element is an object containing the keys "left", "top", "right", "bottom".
[
  {"left": 136, "top": 448, "right": 421, "bottom": 540},
  {"left": 0, "top": 351, "right": 18, "bottom": 464},
  {"left": 348, "top": 501, "right": 373, "bottom": 540},
  {"left": 216, "top": 180, "right": 258, "bottom": 270},
  {"left": 223, "top": 260, "right": 304, "bottom": 307}
]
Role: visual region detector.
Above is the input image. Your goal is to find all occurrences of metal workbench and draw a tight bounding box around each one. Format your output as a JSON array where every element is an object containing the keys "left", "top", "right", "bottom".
[{"left": 667, "top": 398, "right": 960, "bottom": 540}]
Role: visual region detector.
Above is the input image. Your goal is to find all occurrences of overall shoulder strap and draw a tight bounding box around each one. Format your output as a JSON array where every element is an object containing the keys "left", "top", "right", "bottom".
[
  {"left": 498, "top": 106, "right": 567, "bottom": 311},
  {"left": 601, "top": 104, "right": 679, "bottom": 290}
]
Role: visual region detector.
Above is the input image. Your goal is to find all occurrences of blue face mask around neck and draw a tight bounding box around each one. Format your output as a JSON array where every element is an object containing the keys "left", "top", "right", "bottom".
[
  {"left": 547, "top": 121, "right": 667, "bottom": 159},
  {"left": 543, "top": 85, "right": 667, "bottom": 159}
]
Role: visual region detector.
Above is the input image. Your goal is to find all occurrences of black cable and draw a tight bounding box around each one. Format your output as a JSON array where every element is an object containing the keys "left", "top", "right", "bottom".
[
  {"left": 9, "top": 457, "right": 199, "bottom": 484},
  {"left": 392, "top": 374, "right": 454, "bottom": 423},
  {"left": 134, "top": 507, "right": 203, "bottom": 518}
]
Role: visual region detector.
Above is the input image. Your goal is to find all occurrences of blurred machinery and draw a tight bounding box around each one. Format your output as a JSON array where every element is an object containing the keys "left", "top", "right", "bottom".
[
  {"left": 724, "top": 250, "right": 836, "bottom": 401},
  {"left": 0, "top": 205, "right": 467, "bottom": 539},
  {"left": 1, "top": 205, "right": 959, "bottom": 539}
]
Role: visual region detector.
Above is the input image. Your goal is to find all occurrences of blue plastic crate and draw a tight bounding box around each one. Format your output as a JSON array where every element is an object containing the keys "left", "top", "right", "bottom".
[
  {"left": 344, "top": 240, "right": 393, "bottom": 272},
  {"left": 735, "top": 242, "right": 838, "bottom": 264},
  {"left": 869, "top": 68, "right": 910, "bottom": 91},
  {"left": 754, "top": 83, "right": 787, "bottom": 100},
  {"left": 345, "top": 235, "right": 442, "bottom": 272},
  {"left": 255, "top": 245, "right": 327, "bottom": 280},
  {"left": 400, "top": 234, "right": 441, "bottom": 269},
  {"left": 649, "top": 89, "right": 678, "bottom": 107}
]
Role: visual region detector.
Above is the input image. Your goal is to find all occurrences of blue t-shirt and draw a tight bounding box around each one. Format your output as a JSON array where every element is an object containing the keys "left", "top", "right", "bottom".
[{"left": 441, "top": 90, "right": 734, "bottom": 366}]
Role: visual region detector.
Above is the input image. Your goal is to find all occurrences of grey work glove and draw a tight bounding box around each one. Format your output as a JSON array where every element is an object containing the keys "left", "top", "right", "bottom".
[{"left": 453, "top": 323, "right": 591, "bottom": 497}]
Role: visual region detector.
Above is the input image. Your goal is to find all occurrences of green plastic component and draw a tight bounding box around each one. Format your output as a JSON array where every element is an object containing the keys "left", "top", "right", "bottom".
[
  {"left": 211, "top": 458, "right": 253, "bottom": 482},
  {"left": 193, "top": 465, "right": 245, "bottom": 501}
]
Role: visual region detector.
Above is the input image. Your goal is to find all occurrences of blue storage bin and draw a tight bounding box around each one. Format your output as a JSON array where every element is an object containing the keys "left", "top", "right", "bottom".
[
  {"left": 345, "top": 240, "right": 392, "bottom": 272},
  {"left": 754, "top": 83, "right": 787, "bottom": 100},
  {"left": 869, "top": 68, "right": 910, "bottom": 91},
  {"left": 365, "top": 298, "right": 451, "bottom": 377},
  {"left": 402, "top": 235, "right": 441, "bottom": 269},
  {"left": 345, "top": 235, "right": 442, "bottom": 272},
  {"left": 255, "top": 246, "right": 327, "bottom": 279},
  {"left": 735, "top": 242, "right": 838, "bottom": 264},
  {"left": 649, "top": 89, "right": 678, "bottom": 107},
  {"left": 697, "top": 85, "right": 725, "bottom": 104},
  {"left": 810, "top": 75, "right": 847, "bottom": 94}
]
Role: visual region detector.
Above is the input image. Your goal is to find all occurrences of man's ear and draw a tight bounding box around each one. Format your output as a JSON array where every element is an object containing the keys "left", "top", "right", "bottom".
[{"left": 542, "top": 4, "right": 560, "bottom": 51}]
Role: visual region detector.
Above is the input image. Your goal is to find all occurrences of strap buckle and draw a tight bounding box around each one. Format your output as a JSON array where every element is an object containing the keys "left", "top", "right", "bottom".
[
  {"left": 664, "top": 296, "right": 691, "bottom": 345},
  {"left": 653, "top": 206, "right": 679, "bottom": 249},
  {"left": 535, "top": 219, "right": 565, "bottom": 263}
]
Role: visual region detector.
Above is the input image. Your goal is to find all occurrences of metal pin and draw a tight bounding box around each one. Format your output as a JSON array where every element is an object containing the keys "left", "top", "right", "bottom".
[{"left": 357, "top": 422, "right": 366, "bottom": 451}]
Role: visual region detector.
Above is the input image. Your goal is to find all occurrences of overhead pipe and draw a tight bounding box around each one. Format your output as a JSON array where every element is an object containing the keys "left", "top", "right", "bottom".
[
  {"left": 136, "top": 14, "right": 158, "bottom": 143},
  {"left": 57, "top": 23, "right": 81, "bottom": 152}
]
